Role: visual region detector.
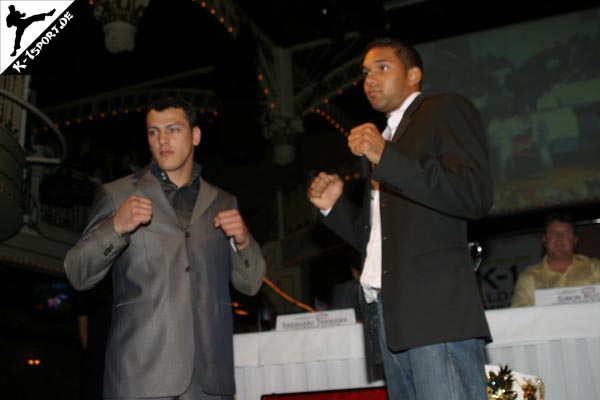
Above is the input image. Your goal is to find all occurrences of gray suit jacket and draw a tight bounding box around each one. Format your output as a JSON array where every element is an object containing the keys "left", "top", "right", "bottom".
[{"left": 64, "top": 166, "right": 266, "bottom": 398}]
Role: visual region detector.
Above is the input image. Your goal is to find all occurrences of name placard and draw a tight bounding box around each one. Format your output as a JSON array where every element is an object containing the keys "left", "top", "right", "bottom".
[
  {"left": 535, "top": 284, "right": 600, "bottom": 306},
  {"left": 275, "top": 309, "right": 357, "bottom": 331}
]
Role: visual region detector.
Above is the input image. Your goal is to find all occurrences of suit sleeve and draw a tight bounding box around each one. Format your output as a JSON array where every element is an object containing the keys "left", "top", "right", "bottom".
[
  {"left": 372, "top": 94, "right": 493, "bottom": 219},
  {"left": 229, "top": 198, "right": 266, "bottom": 296},
  {"left": 64, "top": 185, "right": 129, "bottom": 291},
  {"left": 230, "top": 235, "right": 266, "bottom": 296},
  {"left": 322, "top": 194, "right": 365, "bottom": 252}
]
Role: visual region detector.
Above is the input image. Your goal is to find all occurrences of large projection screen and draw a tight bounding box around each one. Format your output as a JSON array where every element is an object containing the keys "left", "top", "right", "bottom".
[{"left": 416, "top": 7, "right": 600, "bottom": 215}]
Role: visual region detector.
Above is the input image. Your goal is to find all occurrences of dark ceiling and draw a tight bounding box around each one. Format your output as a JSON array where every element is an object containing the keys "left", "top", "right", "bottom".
[{"left": 30, "top": 0, "right": 600, "bottom": 104}]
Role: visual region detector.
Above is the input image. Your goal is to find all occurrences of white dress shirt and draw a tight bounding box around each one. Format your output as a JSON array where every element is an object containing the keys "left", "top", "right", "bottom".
[{"left": 360, "top": 91, "right": 421, "bottom": 303}]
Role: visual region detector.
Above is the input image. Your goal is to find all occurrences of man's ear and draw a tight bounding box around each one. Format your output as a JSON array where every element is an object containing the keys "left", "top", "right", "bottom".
[
  {"left": 193, "top": 126, "right": 201, "bottom": 146},
  {"left": 407, "top": 67, "right": 422, "bottom": 87}
]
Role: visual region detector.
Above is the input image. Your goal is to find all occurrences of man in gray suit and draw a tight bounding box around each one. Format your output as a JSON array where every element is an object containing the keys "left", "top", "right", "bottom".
[{"left": 65, "top": 97, "right": 266, "bottom": 400}]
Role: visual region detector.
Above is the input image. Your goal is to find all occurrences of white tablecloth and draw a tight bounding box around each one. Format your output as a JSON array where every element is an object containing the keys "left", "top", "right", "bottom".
[
  {"left": 233, "top": 303, "right": 600, "bottom": 400},
  {"left": 484, "top": 303, "right": 600, "bottom": 400},
  {"left": 234, "top": 324, "right": 381, "bottom": 399}
]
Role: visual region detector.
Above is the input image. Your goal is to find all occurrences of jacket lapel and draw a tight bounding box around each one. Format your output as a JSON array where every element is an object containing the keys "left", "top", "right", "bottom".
[
  {"left": 189, "top": 178, "right": 218, "bottom": 226},
  {"left": 391, "top": 93, "right": 424, "bottom": 144},
  {"left": 134, "top": 167, "right": 181, "bottom": 228}
]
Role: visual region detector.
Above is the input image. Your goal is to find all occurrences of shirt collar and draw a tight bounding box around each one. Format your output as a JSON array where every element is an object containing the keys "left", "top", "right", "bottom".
[
  {"left": 387, "top": 91, "right": 421, "bottom": 132},
  {"left": 150, "top": 160, "right": 202, "bottom": 188}
]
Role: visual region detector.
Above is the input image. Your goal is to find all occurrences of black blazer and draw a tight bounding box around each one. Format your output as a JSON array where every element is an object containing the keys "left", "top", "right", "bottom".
[{"left": 324, "top": 93, "right": 493, "bottom": 351}]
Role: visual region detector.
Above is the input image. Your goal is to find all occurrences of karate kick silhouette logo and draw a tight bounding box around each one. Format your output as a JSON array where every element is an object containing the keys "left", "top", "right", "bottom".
[{"left": 6, "top": 4, "right": 55, "bottom": 56}]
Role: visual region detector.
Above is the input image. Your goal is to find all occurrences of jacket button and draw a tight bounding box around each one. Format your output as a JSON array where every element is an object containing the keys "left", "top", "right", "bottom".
[
  {"left": 382, "top": 236, "right": 387, "bottom": 241},
  {"left": 381, "top": 202, "right": 386, "bottom": 208},
  {"left": 185, "top": 266, "right": 191, "bottom": 272},
  {"left": 185, "top": 231, "right": 190, "bottom": 238},
  {"left": 103, "top": 245, "right": 114, "bottom": 256}
]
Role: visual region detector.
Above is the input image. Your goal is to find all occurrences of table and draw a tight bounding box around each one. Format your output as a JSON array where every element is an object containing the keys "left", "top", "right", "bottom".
[
  {"left": 233, "top": 303, "right": 600, "bottom": 400},
  {"left": 485, "top": 303, "right": 600, "bottom": 400},
  {"left": 234, "top": 323, "right": 381, "bottom": 400}
]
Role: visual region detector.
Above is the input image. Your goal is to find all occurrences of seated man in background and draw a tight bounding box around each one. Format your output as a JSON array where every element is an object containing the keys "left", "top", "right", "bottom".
[{"left": 512, "top": 213, "right": 600, "bottom": 307}]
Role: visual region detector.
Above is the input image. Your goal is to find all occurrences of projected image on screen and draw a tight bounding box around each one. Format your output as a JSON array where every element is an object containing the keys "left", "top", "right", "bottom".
[{"left": 417, "top": 7, "right": 600, "bottom": 215}]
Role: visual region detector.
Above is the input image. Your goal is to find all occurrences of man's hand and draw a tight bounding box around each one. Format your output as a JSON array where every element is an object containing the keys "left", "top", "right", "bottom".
[
  {"left": 214, "top": 209, "right": 250, "bottom": 250},
  {"left": 347, "top": 122, "right": 386, "bottom": 165},
  {"left": 113, "top": 195, "right": 153, "bottom": 236},
  {"left": 307, "top": 172, "right": 343, "bottom": 211}
]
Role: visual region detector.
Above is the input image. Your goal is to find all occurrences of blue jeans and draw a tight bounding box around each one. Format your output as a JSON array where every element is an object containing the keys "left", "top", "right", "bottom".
[{"left": 376, "top": 300, "right": 488, "bottom": 400}]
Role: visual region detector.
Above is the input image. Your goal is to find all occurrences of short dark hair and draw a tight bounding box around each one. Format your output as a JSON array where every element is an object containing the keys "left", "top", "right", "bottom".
[
  {"left": 146, "top": 97, "right": 198, "bottom": 128},
  {"left": 364, "top": 38, "right": 424, "bottom": 74},
  {"left": 544, "top": 213, "right": 576, "bottom": 233}
]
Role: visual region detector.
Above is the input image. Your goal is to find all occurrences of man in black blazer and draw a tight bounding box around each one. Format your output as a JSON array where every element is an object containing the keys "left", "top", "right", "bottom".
[
  {"left": 65, "top": 97, "right": 266, "bottom": 399},
  {"left": 308, "top": 38, "right": 493, "bottom": 399}
]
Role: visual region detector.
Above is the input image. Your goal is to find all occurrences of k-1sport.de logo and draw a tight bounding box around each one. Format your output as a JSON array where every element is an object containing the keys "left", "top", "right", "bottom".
[{"left": 0, "top": 1, "right": 75, "bottom": 74}]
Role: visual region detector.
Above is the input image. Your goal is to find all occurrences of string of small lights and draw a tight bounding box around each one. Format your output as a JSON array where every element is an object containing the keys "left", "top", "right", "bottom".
[
  {"left": 257, "top": 72, "right": 277, "bottom": 111},
  {"left": 310, "top": 106, "right": 347, "bottom": 137},
  {"left": 308, "top": 80, "right": 360, "bottom": 136},
  {"left": 31, "top": 107, "right": 218, "bottom": 135},
  {"left": 87, "top": 0, "right": 236, "bottom": 35},
  {"left": 310, "top": 79, "right": 365, "bottom": 182},
  {"left": 191, "top": 0, "right": 236, "bottom": 35}
]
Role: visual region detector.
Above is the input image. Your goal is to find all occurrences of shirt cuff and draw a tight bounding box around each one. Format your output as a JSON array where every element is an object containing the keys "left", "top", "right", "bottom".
[
  {"left": 320, "top": 207, "right": 332, "bottom": 217},
  {"left": 230, "top": 237, "right": 238, "bottom": 252}
]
